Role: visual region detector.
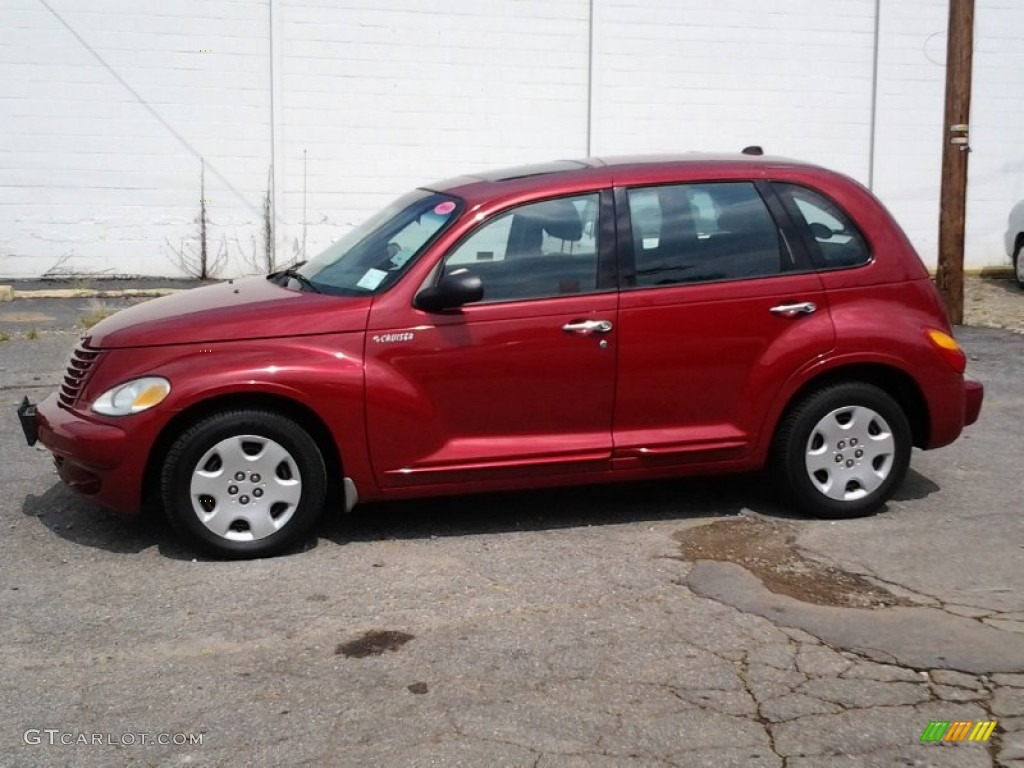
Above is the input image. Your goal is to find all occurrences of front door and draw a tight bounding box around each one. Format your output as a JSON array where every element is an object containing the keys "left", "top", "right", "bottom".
[{"left": 365, "top": 191, "right": 619, "bottom": 489}]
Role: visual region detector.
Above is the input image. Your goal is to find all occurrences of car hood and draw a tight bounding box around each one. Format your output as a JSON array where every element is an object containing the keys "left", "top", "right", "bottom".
[{"left": 87, "top": 277, "right": 372, "bottom": 348}]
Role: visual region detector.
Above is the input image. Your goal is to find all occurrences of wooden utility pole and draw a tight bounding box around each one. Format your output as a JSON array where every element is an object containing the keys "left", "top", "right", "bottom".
[{"left": 935, "top": 0, "right": 975, "bottom": 325}]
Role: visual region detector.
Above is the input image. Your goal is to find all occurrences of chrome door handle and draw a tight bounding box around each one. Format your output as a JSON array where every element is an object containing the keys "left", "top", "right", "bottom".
[
  {"left": 562, "top": 319, "right": 613, "bottom": 335},
  {"left": 769, "top": 302, "right": 817, "bottom": 317}
]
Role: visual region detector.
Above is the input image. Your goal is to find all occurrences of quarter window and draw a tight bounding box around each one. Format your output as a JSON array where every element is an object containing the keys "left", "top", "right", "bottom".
[
  {"left": 773, "top": 183, "right": 871, "bottom": 269},
  {"left": 627, "top": 182, "right": 788, "bottom": 287},
  {"left": 441, "top": 194, "right": 601, "bottom": 303}
]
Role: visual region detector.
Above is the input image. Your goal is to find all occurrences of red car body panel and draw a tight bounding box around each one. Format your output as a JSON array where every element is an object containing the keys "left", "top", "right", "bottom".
[
  {"left": 89, "top": 277, "right": 371, "bottom": 348},
  {"left": 612, "top": 271, "right": 835, "bottom": 470},
  {"left": 365, "top": 292, "right": 619, "bottom": 488},
  {"left": 29, "top": 154, "right": 983, "bottom": 518}
]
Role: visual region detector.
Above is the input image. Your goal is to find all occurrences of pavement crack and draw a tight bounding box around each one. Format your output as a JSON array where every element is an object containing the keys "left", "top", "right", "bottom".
[
  {"left": 737, "top": 650, "right": 785, "bottom": 763},
  {"left": 970, "top": 683, "right": 1004, "bottom": 766}
]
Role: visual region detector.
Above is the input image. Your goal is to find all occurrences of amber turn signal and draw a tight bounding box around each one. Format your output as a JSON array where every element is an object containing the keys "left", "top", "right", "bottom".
[{"left": 926, "top": 329, "right": 967, "bottom": 374}]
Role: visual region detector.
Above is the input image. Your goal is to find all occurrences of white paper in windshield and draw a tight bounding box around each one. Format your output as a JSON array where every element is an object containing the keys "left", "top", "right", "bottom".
[{"left": 356, "top": 268, "right": 388, "bottom": 290}]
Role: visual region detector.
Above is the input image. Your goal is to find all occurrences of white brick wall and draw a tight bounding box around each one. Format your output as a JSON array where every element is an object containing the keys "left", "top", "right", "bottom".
[
  {"left": 0, "top": 0, "right": 1021, "bottom": 277},
  {"left": 274, "top": 0, "right": 590, "bottom": 264},
  {"left": 869, "top": 0, "right": 949, "bottom": 265},
  {"left": 0, "top": 0, "right": 273, "bottom": 278},
  {"left": 966, "top": 0, "right": 1024, "bottom": 268},
  {"left": 591, "top": 0, "right": 878, "bottom": 181}
]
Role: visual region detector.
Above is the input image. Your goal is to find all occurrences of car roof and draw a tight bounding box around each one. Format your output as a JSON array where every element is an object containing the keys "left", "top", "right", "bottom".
[{"left": 425, "top": 153, "right": 830, "bottom": 206}]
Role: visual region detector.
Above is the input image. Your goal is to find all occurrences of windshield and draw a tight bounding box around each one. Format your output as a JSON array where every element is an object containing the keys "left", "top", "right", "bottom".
[{"left": 289, "top": 190, "right": 462, "bottom": 295}]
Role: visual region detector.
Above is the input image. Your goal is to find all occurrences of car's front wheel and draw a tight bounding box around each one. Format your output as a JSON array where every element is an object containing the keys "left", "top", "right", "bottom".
[
  {"left": 772, "top": 382, "right": 911, "bottom": 519},
  {"left": 161, "top": 409, "right": 327, "bottom": 558}
]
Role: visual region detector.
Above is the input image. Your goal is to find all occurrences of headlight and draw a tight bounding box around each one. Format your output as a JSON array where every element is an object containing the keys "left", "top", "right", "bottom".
[{"left": 91, "top": 377, "right": 171, "bottom": 416}]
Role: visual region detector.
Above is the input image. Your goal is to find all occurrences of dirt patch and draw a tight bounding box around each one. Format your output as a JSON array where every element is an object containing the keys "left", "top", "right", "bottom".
[
  {"left": 965, "top": 276, "right": 1024, "bottom": 333},
  {"left": 674, "top": 517, "right": 913, "bottom": 608},
  {"left": 0, "top": 311, "right": 55, "bottom": 323},
  {"left": 336, "top": 630, "right": 415, "bottom": 658}
]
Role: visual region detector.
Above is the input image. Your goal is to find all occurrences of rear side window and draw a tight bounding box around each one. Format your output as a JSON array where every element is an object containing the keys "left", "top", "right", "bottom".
[
  {"left": 627, "top": 182, "right": 789, "bottom": 288},
  {"left": 773, "top": 183, "right": 871, "bottom": 270}
]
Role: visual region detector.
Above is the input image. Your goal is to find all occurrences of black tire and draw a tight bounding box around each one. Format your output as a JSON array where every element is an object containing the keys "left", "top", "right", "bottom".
[
  {"left": 771, "top": 382, "right": 911, "bottom": 519},
  {"left": 1014, "top": 239, "right": 1024, "bottom": 290},
  {"left": 161, "top": 409, "right": 327, "bottom": 559}
]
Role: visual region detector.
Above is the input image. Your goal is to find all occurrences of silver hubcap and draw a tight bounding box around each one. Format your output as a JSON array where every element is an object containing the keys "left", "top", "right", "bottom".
[
  {"left": 804, "top": 406, "right": 895, "bottom": 501},
  {"left": 189, "top": 435, "right": 301, "bottom": 541}
]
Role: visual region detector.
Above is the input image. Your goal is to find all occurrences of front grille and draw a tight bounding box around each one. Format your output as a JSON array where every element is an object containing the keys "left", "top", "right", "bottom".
[{"left": 59, "top": 342, "right": 101, "bottom": 408}]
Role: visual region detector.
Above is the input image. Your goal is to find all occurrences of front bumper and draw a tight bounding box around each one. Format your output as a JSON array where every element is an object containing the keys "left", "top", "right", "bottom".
[
  {"left": 22, "top": 393, "right": 149, "bottom": 516},
  {"left": 17, "top": 396, "right": 38, "bottom": 445}
]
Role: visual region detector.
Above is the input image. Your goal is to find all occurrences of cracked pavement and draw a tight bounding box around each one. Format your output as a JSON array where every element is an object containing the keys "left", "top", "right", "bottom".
[{"left": 0, "top": 324, "right": 1021, "bottom": 767}]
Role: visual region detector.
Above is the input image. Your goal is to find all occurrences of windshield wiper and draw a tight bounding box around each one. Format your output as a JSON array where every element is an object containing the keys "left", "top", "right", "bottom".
[{"left": 269, "top": 263, "right": 320, "bottom": 293}]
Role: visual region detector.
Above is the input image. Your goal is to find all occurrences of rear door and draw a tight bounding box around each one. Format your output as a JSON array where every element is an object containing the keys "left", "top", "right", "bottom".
[{"left": 611, "top": 180, "right": 835, "bottom": 468}]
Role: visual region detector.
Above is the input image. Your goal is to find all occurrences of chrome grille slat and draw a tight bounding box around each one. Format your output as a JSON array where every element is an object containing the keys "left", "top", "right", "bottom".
[{"left": 58, "top": 343, "right": 101, "bottom": 408}]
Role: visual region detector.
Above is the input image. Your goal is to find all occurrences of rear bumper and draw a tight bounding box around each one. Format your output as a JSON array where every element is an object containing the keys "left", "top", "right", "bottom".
[{"left": 964, "top": 377, "right": 983, "bottom": 427}]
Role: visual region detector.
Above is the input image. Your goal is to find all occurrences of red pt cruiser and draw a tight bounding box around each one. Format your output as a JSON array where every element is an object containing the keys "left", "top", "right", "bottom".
[{"left": 18, "top": 154, "right": 984, "bottom": 558}]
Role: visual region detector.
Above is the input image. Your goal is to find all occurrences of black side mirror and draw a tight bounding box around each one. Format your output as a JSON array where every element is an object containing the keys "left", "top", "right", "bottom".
[{"left": 414, "top": 271, "right": 484, "bottom": 312}]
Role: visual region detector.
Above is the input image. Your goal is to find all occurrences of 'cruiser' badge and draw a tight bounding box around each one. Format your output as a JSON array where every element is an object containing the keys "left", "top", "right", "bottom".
[{"left": 372, "top": 332, "right": 415, "bottom": 344}]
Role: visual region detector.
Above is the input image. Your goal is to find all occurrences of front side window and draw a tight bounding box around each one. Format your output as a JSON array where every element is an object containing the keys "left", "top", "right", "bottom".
[
  {"left": 773, "top": 183, "right": 871, "bottom": 269},
  {"left": 628, "top": 182, "right": 788, "bottom": 287},
  {"left": 440, "top": 193, "right": 601, "bottom": 303},
  {"left": 293, "top": 190, "right": 462, "bottom": 295}
]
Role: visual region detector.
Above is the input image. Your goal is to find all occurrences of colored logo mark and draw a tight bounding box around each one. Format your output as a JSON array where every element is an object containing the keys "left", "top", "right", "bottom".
[{"left": 920, "top": 720, "right": 997, "bottom": 743}]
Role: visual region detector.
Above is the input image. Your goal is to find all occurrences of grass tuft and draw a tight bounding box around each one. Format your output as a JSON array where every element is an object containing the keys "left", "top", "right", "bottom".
[{"left": 79, "top": 301, "right": 116, "bottom": 329}]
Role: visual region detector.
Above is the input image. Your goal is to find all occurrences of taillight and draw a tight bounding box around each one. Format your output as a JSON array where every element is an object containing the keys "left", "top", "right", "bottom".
[{"left": 926, "top": 329, "right": 966, "bottom": 374}]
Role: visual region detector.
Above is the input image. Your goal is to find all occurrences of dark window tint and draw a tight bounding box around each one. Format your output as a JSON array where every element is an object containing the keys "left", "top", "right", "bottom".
[
  {"left": 627, "top": 182, "right": 787, "bottom": 287},
  {"left": 441, "top": 194, "right": 600, "bottom": 303},
  {"left": 774, "top": 183, "right": 871, "bottom": 269}
]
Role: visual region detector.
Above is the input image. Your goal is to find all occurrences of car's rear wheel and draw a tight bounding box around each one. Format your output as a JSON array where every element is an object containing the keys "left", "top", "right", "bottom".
[
  {"left": 161, "top": 409, "right": 327, "bottom": 558},
  {"left": 772, "top": 382, "right": 911, "bottom": 519}
]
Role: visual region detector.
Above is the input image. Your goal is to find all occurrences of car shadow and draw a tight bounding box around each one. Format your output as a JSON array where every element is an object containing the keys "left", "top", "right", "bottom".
[
  {"left": 21, "top": 484, "right": 193, "bottom": 559},
  {"left": 21, "top": 468, "right": 943, "bottom": 560},
  {"left": 891, "top": 467, "right": 941, "bottom": 502},
  {"left": 325, "top": 474, "right": 777, "bottom": 546}
]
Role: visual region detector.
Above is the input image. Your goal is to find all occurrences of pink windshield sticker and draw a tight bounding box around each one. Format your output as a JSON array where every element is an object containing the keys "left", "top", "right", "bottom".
[{"left": 434, "top": 201, "right": 456, "bottom": 215}]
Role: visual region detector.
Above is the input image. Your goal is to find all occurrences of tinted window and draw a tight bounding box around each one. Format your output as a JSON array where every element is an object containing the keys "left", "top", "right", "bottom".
[
  {"left": 441, "top": 194, "right": 600, "bottom": 303},
  {"left": 627, "top": 182, "right": 787, "bottom": 287},
  {"left": 774, "top": 183, "right": 871, "bottom": 269}
]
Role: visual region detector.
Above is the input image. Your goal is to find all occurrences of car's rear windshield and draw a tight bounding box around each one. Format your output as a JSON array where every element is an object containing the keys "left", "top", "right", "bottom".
[{"left": 291, "top": 190, "right": 463, "bottom": 296}]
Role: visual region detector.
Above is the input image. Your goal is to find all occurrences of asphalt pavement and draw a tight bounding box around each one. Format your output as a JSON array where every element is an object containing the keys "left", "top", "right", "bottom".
[{"left": 0, "top": 313, "right": 1022, "bottom": 767}]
